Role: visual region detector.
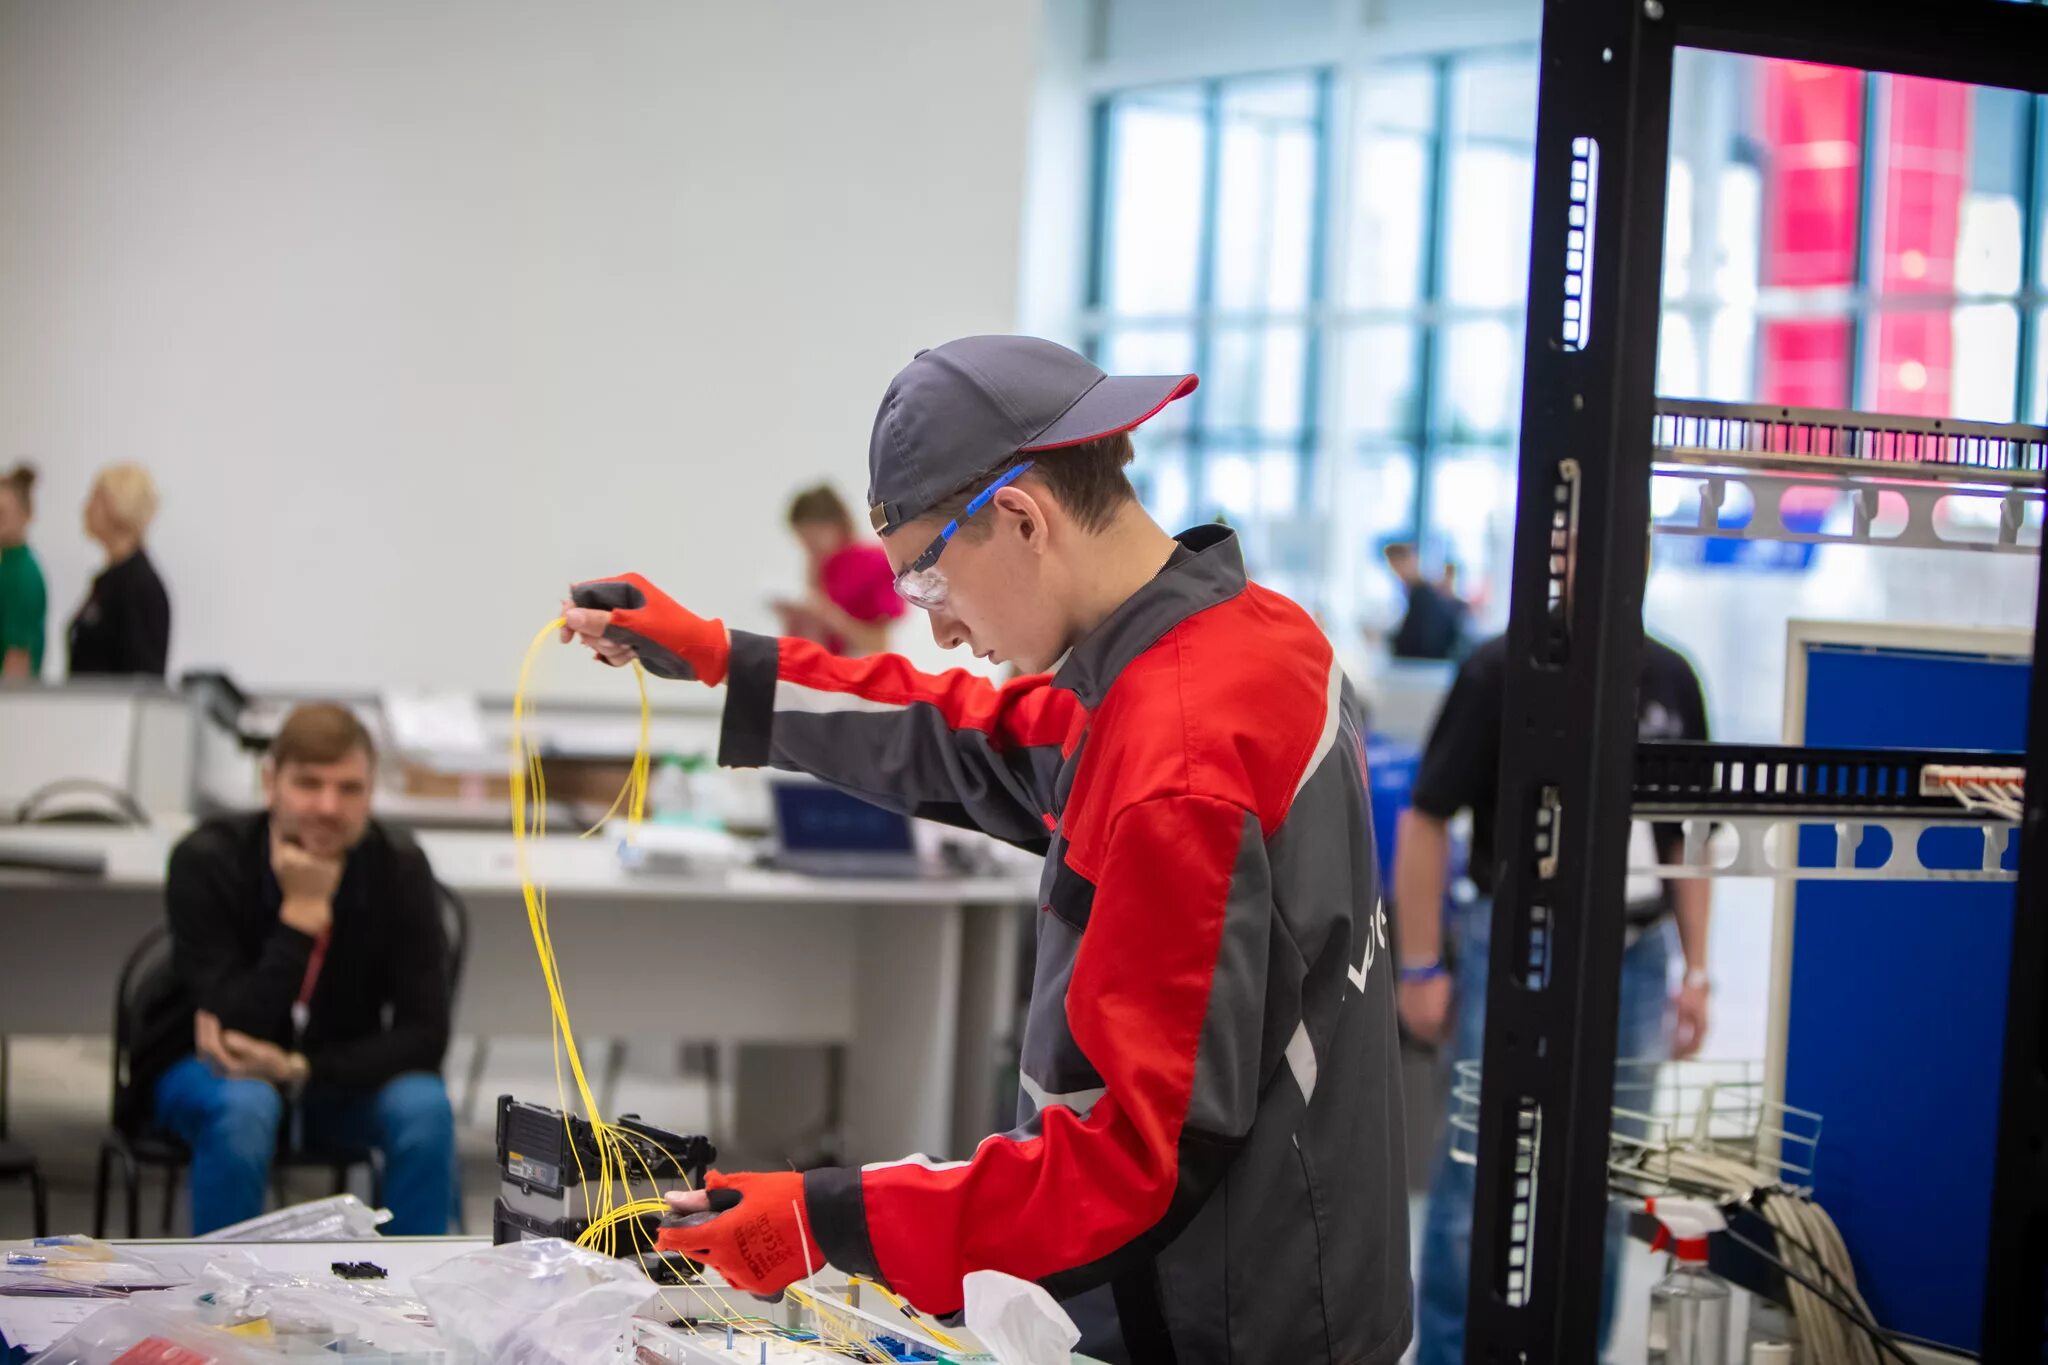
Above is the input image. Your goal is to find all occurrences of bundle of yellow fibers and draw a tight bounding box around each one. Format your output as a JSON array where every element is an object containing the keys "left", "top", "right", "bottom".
[
  {"left": 510, "top": 619, "right": 770, "bottom": 1334},
  {"left": 511, "top": 619, "right": 952, "bottom": 1355}
]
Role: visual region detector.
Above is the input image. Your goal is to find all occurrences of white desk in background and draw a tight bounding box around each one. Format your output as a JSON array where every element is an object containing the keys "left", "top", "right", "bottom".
[{"left": 0, "top": 824, "right": 1037, "bottom": 1165}]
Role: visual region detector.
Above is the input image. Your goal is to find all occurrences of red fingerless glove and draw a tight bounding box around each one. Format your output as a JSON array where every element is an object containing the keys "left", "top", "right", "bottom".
[
  {"left": 569, "top": 572, "right": 729, "bottom": 685},
  {"left": 655, "top": 1170, "right": 825, "bottom": 1296}
]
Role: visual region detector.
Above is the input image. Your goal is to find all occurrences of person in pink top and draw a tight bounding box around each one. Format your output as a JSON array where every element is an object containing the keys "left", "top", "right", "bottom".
[{"left": 776, "top": 484, "right": 905, "bottom": 656}]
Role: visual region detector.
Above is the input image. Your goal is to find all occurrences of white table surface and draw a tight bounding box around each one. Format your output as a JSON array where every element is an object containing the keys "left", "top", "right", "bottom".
[
  {"left": 0, "top": 1237, "right": 492, "bottom": 1354},
  {"left": 0, "top": 822, "right": 1041, "bottom": 905}
]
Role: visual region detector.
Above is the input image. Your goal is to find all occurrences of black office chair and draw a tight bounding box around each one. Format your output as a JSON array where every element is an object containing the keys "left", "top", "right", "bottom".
[
  {"left": 94, "top": 927, "right": 379, "bottom": 1237},
  {"left": 433, "top": 881, "right": 470, "bottom": 1233},
  {"left": 14, "top": 778, "right": 151, "bottom": 827},
  {"left": 0, "top": 1039, "right": 49, "bottom": 1238},
  {"left": 95, "top": 927, "right": 194, "bottom": 1237},
  {"left": 456, "top": 884, "right": 498, "bottom": 1124},
  {"left": 436, "top": 881, "right": 470, "bottom": 1018}
]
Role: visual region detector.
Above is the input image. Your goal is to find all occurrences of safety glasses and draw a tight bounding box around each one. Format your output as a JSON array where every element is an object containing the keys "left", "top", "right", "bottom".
[{"left": 892, "top": 461, "right": 1036, "bottom": 611}]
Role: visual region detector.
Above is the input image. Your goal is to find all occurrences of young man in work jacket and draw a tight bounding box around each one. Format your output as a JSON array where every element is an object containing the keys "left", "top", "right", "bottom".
[{"left": 563, "top": 335, "right": 1411, "bottom": 1365}]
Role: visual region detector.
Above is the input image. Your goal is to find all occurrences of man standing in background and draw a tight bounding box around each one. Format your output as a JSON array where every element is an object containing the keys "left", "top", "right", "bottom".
[
  {"left": 1383, "top": 542, "right": 1470, "bottom": 661},
  {"left": 1396, "top": 627, "right": 1712, "bottom": 1364}
]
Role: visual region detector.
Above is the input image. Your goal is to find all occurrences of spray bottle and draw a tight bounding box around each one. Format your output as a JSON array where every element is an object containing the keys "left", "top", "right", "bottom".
[{"left": 1644, "top": 1197, "right": 1731, "bottom": 1365}]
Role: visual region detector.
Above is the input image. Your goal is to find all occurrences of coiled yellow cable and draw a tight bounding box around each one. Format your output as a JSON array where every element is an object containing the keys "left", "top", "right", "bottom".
[
  {"left": 510, "top": 620, "right": 955, "bottom": 1355},
  {"left": 510, "top": 620, "right": 770, "bottom": 1334}
]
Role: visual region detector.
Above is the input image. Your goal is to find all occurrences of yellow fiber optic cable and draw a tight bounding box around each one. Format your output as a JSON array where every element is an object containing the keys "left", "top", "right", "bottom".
[
  {"left": 846, "top": 1275, "right": 966, "bottom": 1351},
  {"left": 511, "top": 620, "right": 773, "bottom": 1336}
]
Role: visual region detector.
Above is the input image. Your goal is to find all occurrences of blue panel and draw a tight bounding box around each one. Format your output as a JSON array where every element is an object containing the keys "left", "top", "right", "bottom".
[
  {"left": 1785, "top": 643, "right": 2030, "bottom": 1353},
  {"left": 1366, "top": 734, "right": 1421, "bottom": 886}
]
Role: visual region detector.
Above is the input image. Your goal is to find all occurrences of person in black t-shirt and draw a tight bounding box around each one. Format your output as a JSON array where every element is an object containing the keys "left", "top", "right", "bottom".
[
  {"left": 138, "top": 703, "right": 453, "bottom": 1235},
  {"left": 1396, "top": 629, "right": 1712, "bottom": 1365},
  {"left": 68, "top": 464, "right": 171, "bottom": 677},
  {"left": 1384, "top": 542, "right": 1470, "bottom": 660}
]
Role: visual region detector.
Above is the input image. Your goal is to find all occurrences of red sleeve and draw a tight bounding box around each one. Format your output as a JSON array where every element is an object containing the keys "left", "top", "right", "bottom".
[
  {"left": 719, "top": 630, "right": 1084, "bottom": 847},
  {"left": 805, "top": 792, "right": 1265, "bottom": 1314},
  {"left": 746, "top": 633, "right": 1078, "bottom": 751}
]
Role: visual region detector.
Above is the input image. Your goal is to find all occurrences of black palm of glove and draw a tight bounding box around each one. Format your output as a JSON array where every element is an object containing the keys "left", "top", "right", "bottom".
[{"left": 566, "top": 573, "right": 730, "bottom": 684}]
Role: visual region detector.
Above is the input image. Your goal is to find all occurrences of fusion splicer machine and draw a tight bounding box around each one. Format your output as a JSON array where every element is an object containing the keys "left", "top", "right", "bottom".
[{"left": 492, "top": 1093, "right": 715, "bottom": 1282}]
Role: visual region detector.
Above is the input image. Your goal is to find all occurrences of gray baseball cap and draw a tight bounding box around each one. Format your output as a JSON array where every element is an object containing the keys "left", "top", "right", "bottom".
[{"left": 866, "top": 335, "right": 1198, "bottom": 534}]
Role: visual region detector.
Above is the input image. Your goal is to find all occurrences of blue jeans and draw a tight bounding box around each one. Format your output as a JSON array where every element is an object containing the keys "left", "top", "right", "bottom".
[
  {"left": 154, "top": 1056, "right": 455, "bottom": 1236},
  {"left": 1415, "top": 896, "right": 1673, "bottom": 1365}
]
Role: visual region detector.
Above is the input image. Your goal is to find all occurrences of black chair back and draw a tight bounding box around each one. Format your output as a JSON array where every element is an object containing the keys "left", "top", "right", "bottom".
[
  {"left": 110, "top": 927, "right": 180, "bottom": 1135},
  {"left": 436, "top": 881, "right": 469, "bottom": 1010}
]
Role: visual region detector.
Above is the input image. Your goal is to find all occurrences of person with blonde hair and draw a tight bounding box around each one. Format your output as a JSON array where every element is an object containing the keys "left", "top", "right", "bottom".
[
  {"left": 0, "top": 464, "right": 47, "bottom": 679},
  {"left": 68, "top": 463, "right": 171, "bottom": 677}
]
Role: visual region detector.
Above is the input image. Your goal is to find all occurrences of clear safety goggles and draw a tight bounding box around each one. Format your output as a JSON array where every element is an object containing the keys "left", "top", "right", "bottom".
[{"left": 892, "top": 461, "right": 1035, "bottom": 611}]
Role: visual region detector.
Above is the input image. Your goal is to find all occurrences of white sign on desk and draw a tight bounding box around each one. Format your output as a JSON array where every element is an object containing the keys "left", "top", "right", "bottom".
[{"left": 380, "top": 690, "right": 490, "bottom": 769}]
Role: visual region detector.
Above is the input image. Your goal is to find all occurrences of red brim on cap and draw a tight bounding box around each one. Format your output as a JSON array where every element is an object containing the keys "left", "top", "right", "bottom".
[{"left": 1021, "top": 373, "right": 1199, "bottom": 452}]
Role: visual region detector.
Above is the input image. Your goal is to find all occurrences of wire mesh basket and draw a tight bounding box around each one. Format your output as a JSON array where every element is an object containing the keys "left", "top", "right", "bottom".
[{"left": 1448, "top": 1058, "right": 1823, "bottom": 1199}]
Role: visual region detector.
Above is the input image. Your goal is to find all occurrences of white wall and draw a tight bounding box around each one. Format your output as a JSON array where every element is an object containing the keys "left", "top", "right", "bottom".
[
  {"left": 0, "top": 0, "right": 1041, "bottom": 694},
  {"left": 1014, "top": 0, "right": 1094, "bottom": 348}
]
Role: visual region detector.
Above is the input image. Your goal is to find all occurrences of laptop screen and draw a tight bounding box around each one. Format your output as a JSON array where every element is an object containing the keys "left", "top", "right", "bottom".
[{"left": 771, "top": 783, "right": 916, "bottom": 855}]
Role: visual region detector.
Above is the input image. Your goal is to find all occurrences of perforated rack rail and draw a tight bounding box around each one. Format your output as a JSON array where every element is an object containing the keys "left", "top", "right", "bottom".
[
  {"left": 1633, "top": 740, "right": 2026, "bottom": 816},
  {"left": 1655, "top": 400, "right": 2048, "bottom": 478},
  {"left": 1628, "top": 742, "right": 2024, "bottom": 882},
  {"left": 1650, "top": 399, "right": 2046, "bottom": 554}
]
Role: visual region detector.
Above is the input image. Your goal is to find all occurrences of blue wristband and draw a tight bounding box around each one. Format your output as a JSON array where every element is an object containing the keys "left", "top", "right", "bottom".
[{"left": 1399, "top": 960, "right": 1447, "bottom": 984}]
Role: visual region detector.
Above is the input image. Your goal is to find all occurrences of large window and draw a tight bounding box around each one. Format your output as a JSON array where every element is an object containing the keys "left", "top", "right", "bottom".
[
  {"left": 1088, "top": 72, "right": 1330, "bottom": 608},
  {"left": 1086, "top": 52, "right": 2048, "bottom": 650},
  {"left": 1086, "top": 54, "right": 1540, "bottom": 640},
  {"left": 1656, "top": 52, "right": 2048, "bottom": 565},
  {"left": 1660, "top": 52, "right": 2048, "bottom": 423}
]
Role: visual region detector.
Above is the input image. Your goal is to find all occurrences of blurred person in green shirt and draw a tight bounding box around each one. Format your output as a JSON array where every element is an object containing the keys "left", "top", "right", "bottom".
[{"left": 0, "top": 464, "right": 47, "bottom": 680}]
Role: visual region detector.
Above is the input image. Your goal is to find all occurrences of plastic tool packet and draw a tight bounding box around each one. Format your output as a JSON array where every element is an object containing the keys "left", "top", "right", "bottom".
[
  {"left": 197, "top": 1196, "right": 391, "bottom": 1244},
  {"left": 1, "top": 1240, "right": 193, "bottom": 1298},
  {"left": 413, "top": 1238, "right": 653, "bottom": 1365},
  {"left": 28, "top": 1261, "right": 459, "bottom": 1364}
]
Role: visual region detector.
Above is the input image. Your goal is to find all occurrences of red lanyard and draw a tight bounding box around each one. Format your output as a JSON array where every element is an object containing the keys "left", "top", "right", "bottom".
[{"left": 297, "top": 932, "right": 330, "bottom": 1008}]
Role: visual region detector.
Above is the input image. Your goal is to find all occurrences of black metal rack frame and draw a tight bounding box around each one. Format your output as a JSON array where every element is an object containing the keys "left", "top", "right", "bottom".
[{"left": 1468, "top": 2, "right": 2048, "bottom": 1359}]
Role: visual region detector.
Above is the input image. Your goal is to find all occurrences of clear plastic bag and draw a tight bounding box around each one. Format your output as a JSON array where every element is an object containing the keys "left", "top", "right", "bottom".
[
  {"left": 413, "top": 1238, "right": 652, "bottom": 1365},
  {"left": 25, "top": 1300, "right": 269, "bottom": 1365},
  {"left": 2, "top": 1236, "right": 189, "bottom": 1296},
  {"left": 196, "top": 1194, "right": 390, "bottom": 1243},
  {"left": 26, "top": 1260, "right": 457, "bottom": 1364}
]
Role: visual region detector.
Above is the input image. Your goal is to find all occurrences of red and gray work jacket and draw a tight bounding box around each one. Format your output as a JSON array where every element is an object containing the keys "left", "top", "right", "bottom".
[{"left": 717, "top": 525, "right": 1412, "bottom": 1365}]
